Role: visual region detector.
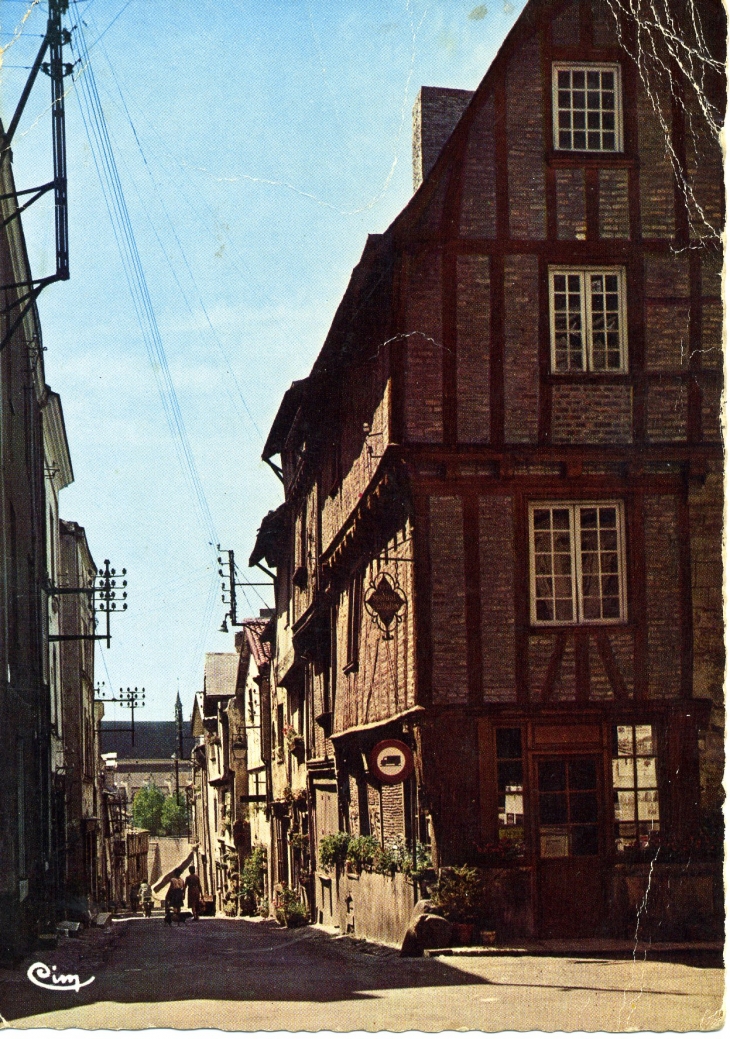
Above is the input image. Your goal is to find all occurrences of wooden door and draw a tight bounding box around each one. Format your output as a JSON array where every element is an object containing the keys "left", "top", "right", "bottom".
[{"left": 535, "top": 754, "right": 604, "bottom": 938}]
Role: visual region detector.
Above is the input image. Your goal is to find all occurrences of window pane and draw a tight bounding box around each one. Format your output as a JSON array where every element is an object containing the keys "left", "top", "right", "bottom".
[
  {"left": 539, "top": 793, "right": 568, "bottom": 824},
  {"left": 616, "top": 725, "right": 634, "bottom": 756},
  {"left": 572, "top": 825, "right": 599, "bottom": 855},
  {"left": 637, "top": 789, "right": 660, "bottom": 821},
  {"left": 496, "top": 728, "right": 522, "bottom": 759},
  {"left": 569, "top": 758, "right": 596, "bottom": 790},
  {"left": 636, "top": 757, "right": 657, "bottom": 788},
  {"left": 635, "top": 725, "right": 655, "bottom": 755},
  {"left": 498, "top": 760, "right": 523, "bottom": 788},
  {"left": 614, "top": 789, "right": 636, "bottom": 819},
  {"left": 539, "top": 760, "right": 565, "bottom": 791},
  {"left": 570, "top": 792, "right": 598, "bottom": 823}
]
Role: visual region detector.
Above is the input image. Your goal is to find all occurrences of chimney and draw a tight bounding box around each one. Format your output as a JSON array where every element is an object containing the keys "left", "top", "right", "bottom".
[{"left": 412, "top": 86, "right": 474, "bottom": 192}]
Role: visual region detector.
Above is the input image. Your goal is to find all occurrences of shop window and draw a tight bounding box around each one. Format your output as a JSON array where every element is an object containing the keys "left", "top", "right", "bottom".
[
  {"left": 549, "top": 268, "right": 627, "bottom": 372},
  {"left": 529, "top": 502, "right": 627, "bottom": 625},
  {"left": 612, "top": 724, "right": 660, "bottom": 852},
  {"left": 553, "top": 64, "right": 623, "bottom": 152},
  {"left": 496, "top": 728, "right": 524, "bottom": 846}
]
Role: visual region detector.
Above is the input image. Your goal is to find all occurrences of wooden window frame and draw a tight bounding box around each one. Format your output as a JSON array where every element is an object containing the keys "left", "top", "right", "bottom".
[
  {"left": 552, "top": 63, "right": 623, "bottom": 153},
  {"left": 548, "top": 267, "right": 628, "bottom": 373},
  {"left": 611, "top": 723, "right": 660, "bottom": 852},
  {"left": 343, "top": 570, "right": 363, "bottom": 674},
  {"left": 528, "top": 501, "right": 627, "bottom": 626}
]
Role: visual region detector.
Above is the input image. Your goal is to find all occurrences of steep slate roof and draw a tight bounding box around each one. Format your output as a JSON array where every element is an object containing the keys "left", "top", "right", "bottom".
[{"left": 100, "top": 721, "right": 194, "bottom": 759}]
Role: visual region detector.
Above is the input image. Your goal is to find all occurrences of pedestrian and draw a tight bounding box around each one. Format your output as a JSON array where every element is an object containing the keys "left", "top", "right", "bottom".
[
  {"left": 184, "top": 865, "right": 203, "bottom": 921},
  {"left": 167, "top": 868, "right": 186, "bottom": 925},
  {"left": 139, "top": 880, "right": 153, "bottom": 917}
]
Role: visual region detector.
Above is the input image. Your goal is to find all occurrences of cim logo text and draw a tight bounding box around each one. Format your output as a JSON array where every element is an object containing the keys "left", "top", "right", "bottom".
[{"left": 27, "top": 962, "right": 95, "bottom": 993}]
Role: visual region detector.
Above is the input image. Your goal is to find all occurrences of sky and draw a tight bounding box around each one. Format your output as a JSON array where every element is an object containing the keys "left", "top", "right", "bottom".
[{"left": 0, "top": 0, "right": 527, "bottom": 721}]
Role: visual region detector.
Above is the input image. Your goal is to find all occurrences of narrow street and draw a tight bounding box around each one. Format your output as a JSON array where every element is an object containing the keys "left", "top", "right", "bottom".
[{"left": 0, "top": 917, "right": 722, "bottom": 1032}]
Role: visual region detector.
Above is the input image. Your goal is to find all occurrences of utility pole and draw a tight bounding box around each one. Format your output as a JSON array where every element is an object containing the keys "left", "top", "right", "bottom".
[
  {"left": 96, "top": 686, "right": 145, "bottom": 747},
  {"left": 217, "top": 546, "right": 272, "bottom": 632},
  {"left": 174, "top": 692, "right": 185, "bottom": 836}
]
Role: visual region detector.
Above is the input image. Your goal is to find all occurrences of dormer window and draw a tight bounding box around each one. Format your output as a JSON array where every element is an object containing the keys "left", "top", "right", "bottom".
[{"left": 553, "top": 64, "right": 623, "bottom": 152}]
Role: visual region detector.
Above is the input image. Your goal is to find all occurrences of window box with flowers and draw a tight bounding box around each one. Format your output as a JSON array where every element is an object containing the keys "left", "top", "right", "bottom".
[
  {"left": 283, "top": 724, "right": 305, "bottom": 758},
  {"left": 288, "top": 830, "right": 310, "bottom": 855}
]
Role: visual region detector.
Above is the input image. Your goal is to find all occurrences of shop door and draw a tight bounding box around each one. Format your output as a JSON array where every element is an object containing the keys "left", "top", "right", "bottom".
[{"left": 535, "top": 755, "right": 604, "bottom": 938}]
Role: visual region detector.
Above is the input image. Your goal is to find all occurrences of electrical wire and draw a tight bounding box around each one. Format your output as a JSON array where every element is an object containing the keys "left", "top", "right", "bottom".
[
  {"left": 70, "top": 4, "right": 227, "bottom": 691},
  {"left": 70, "top": 9, "right": 219, "bottom": 560}
]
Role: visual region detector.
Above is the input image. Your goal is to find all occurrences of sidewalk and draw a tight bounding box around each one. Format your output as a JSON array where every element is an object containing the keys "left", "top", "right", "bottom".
[{"left": 426, "top": 937, "right": 724, "bottom": 963}]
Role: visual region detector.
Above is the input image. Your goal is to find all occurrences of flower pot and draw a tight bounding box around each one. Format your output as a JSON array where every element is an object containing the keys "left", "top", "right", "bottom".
[
  {"left": 452, "top": 922, "right": 475, "bottom": 946},
  {"left": 480, "top": 929, "right": 497, "bottom": 946}
]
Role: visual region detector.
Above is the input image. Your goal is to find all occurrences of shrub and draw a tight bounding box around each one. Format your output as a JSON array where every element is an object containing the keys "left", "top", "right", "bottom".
[
  {"left": 274, "top": 884, "right": 308, "bottom": 928},
  {"left": 346, "top": 834, "right": 379, "bottom": 871},
  {"left": 319, "top": 831, "right": 351, "bottom": 871},
  {"left": 372, "top": 835, "right": 432, "bottom": 878},
  {"left": 239, "top": 844, "right": 267, "bottom": 914},
  {"left": 431, "top": 866, "right": 493, "bottom": 925}
]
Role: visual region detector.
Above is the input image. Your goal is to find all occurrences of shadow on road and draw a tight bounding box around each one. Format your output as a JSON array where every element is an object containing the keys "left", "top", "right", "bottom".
[{"left": 0, "top": 918, "right": 486, "bottom": 1023}]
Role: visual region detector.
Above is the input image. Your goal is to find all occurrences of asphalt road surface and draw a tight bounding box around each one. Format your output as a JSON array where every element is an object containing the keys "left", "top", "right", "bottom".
[{"left": 0, "top": 916, "right": 723, "bottom": 1032}]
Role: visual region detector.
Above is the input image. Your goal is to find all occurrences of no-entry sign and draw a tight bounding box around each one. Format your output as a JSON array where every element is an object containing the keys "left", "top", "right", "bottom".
[{"left": 369, "top": 739, "right": 414, "bottom": 784}]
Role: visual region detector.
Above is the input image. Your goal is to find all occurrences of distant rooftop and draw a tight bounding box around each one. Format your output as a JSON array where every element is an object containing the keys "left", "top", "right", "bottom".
[
  {"left": 204, "top": 652, "right": 238, "bottom": 699},
  {"left": 100, "top": 720, "right": 194, "bottom": 760}
]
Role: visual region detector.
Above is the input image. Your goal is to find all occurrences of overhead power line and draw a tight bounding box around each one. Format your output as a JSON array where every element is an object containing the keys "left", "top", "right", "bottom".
[{"left": 69, "top": 8, "right": 220, "bottom": 560}]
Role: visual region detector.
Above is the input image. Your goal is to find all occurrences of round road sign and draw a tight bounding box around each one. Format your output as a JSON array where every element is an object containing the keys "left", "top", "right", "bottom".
[{"left": 369, "top": 739, "right": 414, "bottom": 785}]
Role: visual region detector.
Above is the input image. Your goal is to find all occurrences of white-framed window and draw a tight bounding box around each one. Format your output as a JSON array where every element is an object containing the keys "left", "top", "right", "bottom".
[
  {"left": 529, "top": 502, "right": 627, "bottom": 625},
  {"left": 549, "top": 267, "right": 627, "bottom": 373},
  {"left": 553, "top": 63, "right": 623, "bottom": 152}
]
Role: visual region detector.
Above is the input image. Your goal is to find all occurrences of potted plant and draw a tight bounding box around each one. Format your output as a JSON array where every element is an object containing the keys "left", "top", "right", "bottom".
[
  {"left": 274, "top": 883, "right": 308, "bottom": 928},
  {"left": 283, "top": 724, "right": 305, "bottom": 757},
  {"left": 431, "top": 865, "right": 492, "bottom": 946},
  {"left": 288, "top": 830, "right": 310, "bottom": 854}
]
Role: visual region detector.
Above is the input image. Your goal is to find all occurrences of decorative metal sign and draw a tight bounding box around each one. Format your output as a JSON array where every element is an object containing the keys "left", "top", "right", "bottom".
[
  {"left": 369, "top": 739, "right": 414, "bottom": 785},
  {"left": 364, "top": 573, "right": 406, "bottom": 639}
]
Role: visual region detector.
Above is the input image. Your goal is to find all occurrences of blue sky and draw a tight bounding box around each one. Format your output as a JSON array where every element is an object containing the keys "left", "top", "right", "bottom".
[{"left": 1, "top": 0, "right": 526, "bottom": 720}]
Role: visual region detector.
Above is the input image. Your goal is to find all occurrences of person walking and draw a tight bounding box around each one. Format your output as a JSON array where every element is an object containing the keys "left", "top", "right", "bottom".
[
  {"left": 139, "top": 880, "right": 153, "bottom": 917},
  {"left": 167, "top": 869, "right": 186, "bottom": 925},
  {"left": 184, "top": 865, "right": 203, "bottom": 921}
]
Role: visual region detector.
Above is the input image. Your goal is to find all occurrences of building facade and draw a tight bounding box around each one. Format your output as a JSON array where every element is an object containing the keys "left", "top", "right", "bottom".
[
  {"left": 58, "top": 520, "right": 102, "bottom": 917},
  {"left": 0, "top": 135, "right": 58, "bottom": 960},
  {"left": 252, "top": 0, "right": 724, "bottom": 942}
]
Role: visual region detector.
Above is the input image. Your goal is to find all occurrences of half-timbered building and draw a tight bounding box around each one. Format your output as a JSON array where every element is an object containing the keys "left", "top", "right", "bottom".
[{"left": 252, "top": 0, "right": 724, "bottom": 941}]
